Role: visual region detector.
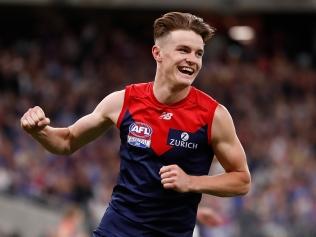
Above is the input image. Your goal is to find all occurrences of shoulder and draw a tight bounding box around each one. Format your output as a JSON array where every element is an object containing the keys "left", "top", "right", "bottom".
[
  {"left": 128, "top": 82, "right": 151, "bottom": 89},
  {"left": 126, "top": 82, "right": 152, "bottom": 98},
  {"left": 212, "top": 104, "right": 236, "bottom": 142},
  {"left": 101, "top": 89, "right": 125, "bottom": 104},
  {"left": 214, "top": 104, "right": 233, "bottom": 124},
  {"left": 94, "top": 90, "right": 125, "bottom": 118},
  {"left": 192, "top": 87, "right": 218, "bottom": 110}
]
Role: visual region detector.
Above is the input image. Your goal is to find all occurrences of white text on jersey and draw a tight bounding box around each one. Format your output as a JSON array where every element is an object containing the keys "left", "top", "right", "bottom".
[{"left": 160, "top": 112, "right": 173, "bottom": 120}]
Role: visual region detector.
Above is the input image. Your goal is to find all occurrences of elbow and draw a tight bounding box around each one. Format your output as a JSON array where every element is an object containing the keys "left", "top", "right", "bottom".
[
  {"left": 238, "top": 171, "right": 251, "bottom": 196},
  {"left": 61, "top": 142, "right": 77, "bottom": 155},
  {"left": 239, "top": 182, "right": 251, "bottom": 196},
  {"left": 61, "top": 147, "right": 74, "bottom": 156},
  {"left": 49, "top": 147, "right": 74, "bottom": 156},
  {"left": 60, "top": 128, "right": 77, "bottom": 155}
]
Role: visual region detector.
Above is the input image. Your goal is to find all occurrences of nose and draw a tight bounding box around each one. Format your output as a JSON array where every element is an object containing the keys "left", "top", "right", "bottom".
[
  {"left": 186, "top": 52, "right": 200, "bottom": 63},
  {"left": 185, "top": 54, "right": 199, "bottom": 66},
  {"left": 185, "top": 58, "right": 193, "bottom": 65}
]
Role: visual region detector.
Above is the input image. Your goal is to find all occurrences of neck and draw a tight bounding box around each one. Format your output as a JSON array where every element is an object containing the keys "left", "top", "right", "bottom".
[{"left": 152, "top": 78, "right": 191, "bottom": 105}]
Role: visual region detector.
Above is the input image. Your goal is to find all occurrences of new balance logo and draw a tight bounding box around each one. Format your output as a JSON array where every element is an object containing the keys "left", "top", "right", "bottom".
[{"left": 159, "top": 112, "right": 173, "bottom": 120}]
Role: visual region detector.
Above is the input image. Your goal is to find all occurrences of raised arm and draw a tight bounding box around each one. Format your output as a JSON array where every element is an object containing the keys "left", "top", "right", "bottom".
[
  {"left": 160, "top": 104, "right": 251, "bottom": 197},
  {"left": 21, "top": 90, "right": 125, "bottom": 155}
]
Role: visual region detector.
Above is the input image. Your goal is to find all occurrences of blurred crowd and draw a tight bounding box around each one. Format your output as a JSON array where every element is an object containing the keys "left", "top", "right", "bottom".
[{"left": 0, "top": 10, "right": 315, "bottom": 237}]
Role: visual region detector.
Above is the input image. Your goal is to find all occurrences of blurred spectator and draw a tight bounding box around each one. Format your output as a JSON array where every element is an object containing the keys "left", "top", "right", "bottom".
[{"left": 52, "top": 205, "right": 88, "bottom": 237}]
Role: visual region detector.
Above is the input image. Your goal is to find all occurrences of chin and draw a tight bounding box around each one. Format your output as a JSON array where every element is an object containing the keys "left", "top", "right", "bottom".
[
  {"left": 179, "top": 79, "right": 194, "bottom": 87},
  {"left": 176, "top": 74, "right": 196, "bottom": 86}
]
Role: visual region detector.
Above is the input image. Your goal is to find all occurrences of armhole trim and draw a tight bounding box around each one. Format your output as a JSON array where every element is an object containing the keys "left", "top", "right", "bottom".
[
  {"left": 207, "top": 102, "right": 219, "bottom": 144},
  {"left": 116, "top": 86, "right": 131, "bottom": 128}
]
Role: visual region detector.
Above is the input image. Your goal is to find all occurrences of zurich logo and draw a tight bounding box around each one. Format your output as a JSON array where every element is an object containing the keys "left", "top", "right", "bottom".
[
  {"left": 168, "top": 130, "right": 198, "bottom": 150},
  {"left": 181, "top": 132, "right": 189, "bottom": 141}
]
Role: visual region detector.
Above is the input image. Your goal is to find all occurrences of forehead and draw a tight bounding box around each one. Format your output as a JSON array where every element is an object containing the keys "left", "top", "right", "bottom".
[{"left": 159, "top": 30, "right": 204, "bottom": 49}]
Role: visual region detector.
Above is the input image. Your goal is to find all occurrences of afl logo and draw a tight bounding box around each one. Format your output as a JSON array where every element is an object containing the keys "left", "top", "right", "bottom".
[
  {"left": 129, "top": 122, "right": 152, "bottom": 138},
  {"left": 128, "top": 122, "right": 152, "bottom": 149},
  {"left": 181, "top": 132, "right": 189, "bottom": 141}
]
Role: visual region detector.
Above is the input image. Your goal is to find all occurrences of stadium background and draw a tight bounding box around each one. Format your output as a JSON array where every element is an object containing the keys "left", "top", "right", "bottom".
[{"left": 0, "top": 0, "right": 315, "bottom": 236}]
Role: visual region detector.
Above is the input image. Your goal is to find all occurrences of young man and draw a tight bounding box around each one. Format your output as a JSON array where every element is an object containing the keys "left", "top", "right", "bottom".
[{"left": 21, "top": 12, "right": 251, "bottom": 237}]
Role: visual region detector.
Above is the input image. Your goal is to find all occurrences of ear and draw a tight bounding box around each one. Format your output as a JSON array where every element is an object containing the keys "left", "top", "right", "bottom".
[{"left": 152, "top": 45, "right": 162, "bottom": 62}]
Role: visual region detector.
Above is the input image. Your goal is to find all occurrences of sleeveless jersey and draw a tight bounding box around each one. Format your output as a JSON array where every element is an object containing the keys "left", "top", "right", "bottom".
[{"left": 99, "top": 82, "right": 218, "bottom": 237}]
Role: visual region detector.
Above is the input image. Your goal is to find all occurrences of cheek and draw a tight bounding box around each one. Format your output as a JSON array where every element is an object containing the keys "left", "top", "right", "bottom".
[{"left": 197, "top": 60, "right": 203, "bottom": 70}]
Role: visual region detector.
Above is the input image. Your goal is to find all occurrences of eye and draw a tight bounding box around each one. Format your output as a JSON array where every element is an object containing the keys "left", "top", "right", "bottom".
[
  {"left": 178, "top": 47, "right": 189, "bottom": 53},
  {"left": 196, "top": 51, "right": 204, "bottom": 57}
]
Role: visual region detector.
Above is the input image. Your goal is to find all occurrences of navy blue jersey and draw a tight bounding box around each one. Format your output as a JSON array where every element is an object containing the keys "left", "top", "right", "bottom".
[{"left": 94, "top": 82, "right": 218, "bottom": 237}]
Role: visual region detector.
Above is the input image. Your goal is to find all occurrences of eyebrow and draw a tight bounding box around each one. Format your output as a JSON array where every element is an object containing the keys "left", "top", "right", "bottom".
[{"left": 177, "top": 45, "right": 204, "bottom": 53}]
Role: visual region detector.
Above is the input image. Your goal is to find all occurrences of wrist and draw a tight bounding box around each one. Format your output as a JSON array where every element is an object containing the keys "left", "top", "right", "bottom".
[
  {"left": 188, "top": 175, "right": 198, "bottom": 193},
  {"left": 30, "top": 125, "right": 49, "bottom": 138}
]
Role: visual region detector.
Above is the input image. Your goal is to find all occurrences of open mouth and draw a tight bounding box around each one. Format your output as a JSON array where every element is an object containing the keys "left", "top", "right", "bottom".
[{"left": 177, "top": 66, "right": 195, "bottom": 76}]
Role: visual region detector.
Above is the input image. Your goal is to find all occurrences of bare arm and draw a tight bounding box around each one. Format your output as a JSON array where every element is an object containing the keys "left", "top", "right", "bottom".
[
  {"left": 160, "top": 104, "right": 251, "bottom": 197},
  {"left": 21, "top": 90, "right": 125, "bottom": 155},
  {"left": 189, "top": 104, "right": 251, "bottom": 196}
]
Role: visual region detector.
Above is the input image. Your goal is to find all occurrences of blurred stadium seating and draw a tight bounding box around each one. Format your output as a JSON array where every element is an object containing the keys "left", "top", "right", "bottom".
[{"left": 0, "top": 2, "right": 315, "bottom": 237}]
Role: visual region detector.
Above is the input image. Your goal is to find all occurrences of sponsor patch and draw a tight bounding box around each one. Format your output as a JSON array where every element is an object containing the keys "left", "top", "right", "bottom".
[
  {"left": 127, "top": 122, "right": 152, "bottom": 148},
  {"left": 168, "top": 130, "right": 198, "bottom": 150}
]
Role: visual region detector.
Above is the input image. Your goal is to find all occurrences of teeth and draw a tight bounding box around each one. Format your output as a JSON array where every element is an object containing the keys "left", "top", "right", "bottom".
[
  {"left": 179, "top": 66, "right": 194, "bottom": 75},
  {"left": 183, "top": 67, "right": 193, "bottom": 72}
]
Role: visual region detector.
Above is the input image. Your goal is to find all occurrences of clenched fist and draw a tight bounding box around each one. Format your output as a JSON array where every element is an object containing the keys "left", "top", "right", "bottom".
[
  {"left": 21, "top": 106, "right": 51, "bottom": 134},
  {"left": 159, "top": 164, "right": 191, "bottom": 192}
]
